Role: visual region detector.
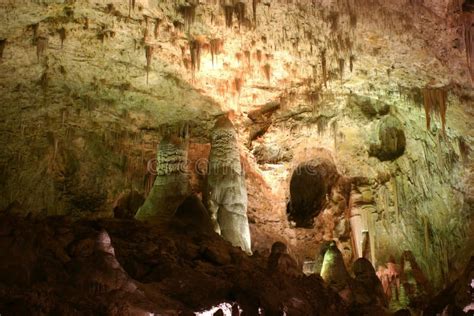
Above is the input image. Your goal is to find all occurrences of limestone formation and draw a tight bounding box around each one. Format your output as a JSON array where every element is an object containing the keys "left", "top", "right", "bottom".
[
  {"left": 135, "top": 123, "right": 191, "bottom": 222},
  {"left": 369, "top": 116, "right": 406, "bottom": 161},
  {"left": 207, "top": 116, "right": 251, "bottom": 254},
  {"left": 313, "top": 241, "right": 332, "bottom": 275},
  {"left": 320, "top": 241, "right": 350, "bottom": 292},
  {"left": 267, "top": 241, "right": 301, "bottom": 277},
  {"left": 351, "top": 258, "right": 388, "bottom": 307}
]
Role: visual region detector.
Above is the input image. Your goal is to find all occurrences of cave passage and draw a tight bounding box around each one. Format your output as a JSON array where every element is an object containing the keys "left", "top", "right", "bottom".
[{"left": 286, "top": 158, "right": 339, "bottom": 228}]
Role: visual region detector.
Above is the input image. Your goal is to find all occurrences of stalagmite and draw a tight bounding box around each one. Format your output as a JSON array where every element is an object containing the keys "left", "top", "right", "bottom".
[
  {"left": 135, "top": 123, "right": 191, "bottom": 222},
  {"left": 207, "top": 115, "right": 251, "bottom": 254},
  {"left": 352, "top": 258, "right": 388, "bottom": 307},
  {"left": 320, "top": 241, "right": 350, "bottom": 292},
  {"left": 267, "top": 241, "right": 301, "bottom": 277}
]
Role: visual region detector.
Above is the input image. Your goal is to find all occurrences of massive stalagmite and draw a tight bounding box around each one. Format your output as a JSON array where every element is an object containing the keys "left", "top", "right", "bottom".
[
  {"left": 207, "top": 116, "right": 251, "bottom": 254},
  {"left": 135, "top": 124, "right": 191, "bottom": 221}
]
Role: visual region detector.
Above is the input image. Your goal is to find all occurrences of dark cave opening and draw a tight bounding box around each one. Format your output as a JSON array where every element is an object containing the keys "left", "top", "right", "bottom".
[{"left": 286, "top": 158, "right": 339, "bottom": 228}]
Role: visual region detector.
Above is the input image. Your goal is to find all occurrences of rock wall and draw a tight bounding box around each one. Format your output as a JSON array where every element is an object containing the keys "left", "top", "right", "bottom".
[{"left": 0, "top": 0, "right": 472, "bottom": 293}]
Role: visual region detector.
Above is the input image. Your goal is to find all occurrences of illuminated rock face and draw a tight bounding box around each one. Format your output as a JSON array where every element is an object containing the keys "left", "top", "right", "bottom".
[
  {"left": 0, "top": 0, "right": 472, "bottom": 299},
  {"left": 135, "top": 125, "right": 190, "bottom": 222},
  {"left": 207, "top": 116, "right": 251, "bottom": 254}
]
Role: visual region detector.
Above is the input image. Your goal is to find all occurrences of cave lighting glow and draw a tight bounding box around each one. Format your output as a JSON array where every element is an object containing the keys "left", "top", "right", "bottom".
[
  {"left": 194, "top": 302, "right": 236, "bottom": 315},
  {"left": 463, "top": 279, "right": 474, "bottom": 313}
]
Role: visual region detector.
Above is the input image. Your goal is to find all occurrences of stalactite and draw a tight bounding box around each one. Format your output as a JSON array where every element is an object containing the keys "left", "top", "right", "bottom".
[
  {"left": 173, "top": 20, "right": 184, "bottom": 31},
  {"left": 321, "top": 50, "right": 327, "bottom": 88},
  {"left": 36, "top": 36, "right": 48, "bottom": 61},
  {"left": 223, "top": 5, "right": 234, "bottom": 28},
  {"left": 244, "top": 49, "right": 251, "bottom": 67},
  {"left": 178, "top": 2, "right": 197, "bottom": 31},
  {"left": 368, "top": 211, "right": 376, "bottom": 265},
  {"left": 98, "top": 29, "right": 115, "bottom": 43},
  {"left": 391, "top": 177, "right": 399, "bottom": 224},
  {"left": 234, "top": 2, "right": 246, "bottom": 29},
  {"left": 332, "top": 120, "right": 338, "bottom": 150},
  {"left": 129, "top": 0, "right": 136, "bottom": 16},
  {"left": 29, "top": 23, "right": 39, "bottom": 43},
  {"left": 463, "top": 7, "right": 474, "bottom": 80},
  {"left": 189, "top": 38, "right": 202, "bottom": 73},
  {"left": 145, "top": 45, "right": 154, "bottom": 84},
  {"left": 106, "top": 3, "right": 115, "bottom": 14},
  {"left": 306, "top": 88, "right": 320, "bottom": 107},
  {"left": 256, "top": 49, "right": 262, "bottom": 62},
  {"left": 349, "top": 54, "right": 355, "bottom": 72},
  {"left": 327, "top": 11, "right": 339, "bottom": 32},
  {"left": 58, "top": 27, "right": 66, "bottom": 48},
  {"left": 457, "top": 135, "right": 470, "bottom": 162},
  {"left": 316, "top": 116, "right": 330, "bottom": 134},
  {"left": 422, "top": 87, "right": 448, "bottom": 134},
  {"left": 349, "top": 11, "right": 357, "bottom": 28},
  {"left": 235, "top": 52, "right": 243, "bottom": 63},
  {"left": 154, "top": 18, "right": 161, "bottom": 38},
  {"left": 0, "top": 39, "right": 6, "bottom": 60},
  {"left": 338, "top": 58, "right": 344, "bottom": 81},
  {"left": 210, "top": 38, "right": 223, "bottom": 66},
  {"left": 252, "top": 0, "right": 257, "bottom": 27},
  {"left": 39, "top": 69, "right": 49, "bottom": 91},
  {"left": 234, "top": 77, "right": 244, "bottom": 96},
  {"left": 263, "top": 63, "right": 271, "bottom": 82}
]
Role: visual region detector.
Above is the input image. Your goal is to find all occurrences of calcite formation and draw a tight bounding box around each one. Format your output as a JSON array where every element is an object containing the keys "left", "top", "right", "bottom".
[
  {"left": 352, "top": 258, "right": 388, "bottom": 307},
  {"left": 207, "top": 116, "right": 251, "bottom": 254},
  {"left": 320, "top": 241, "right": 351, "bottom": 293},
  {"left": 267, "top": 241, "right": 301, "bottom": 277},
  {"left": 0, "top": 1, "right": 472, "bottom": 312},
  {"left": 135, "top": 123, "right": 191, "bottom": 222}
]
